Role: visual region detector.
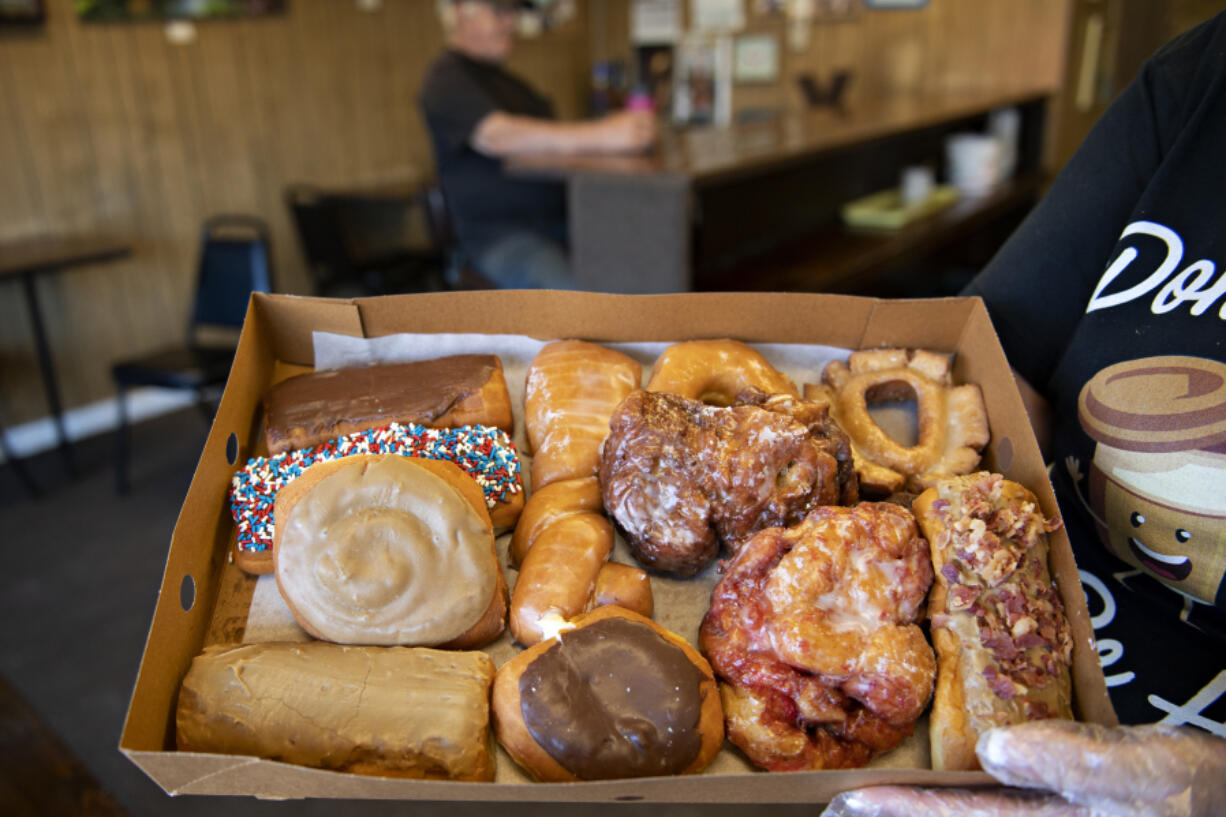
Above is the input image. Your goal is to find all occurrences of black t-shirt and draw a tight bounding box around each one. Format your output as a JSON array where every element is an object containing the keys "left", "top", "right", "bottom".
[
  {"left": 418, "top": 50, "right": 567, "bottom": 258},
  {"left": 967, "top": 13, "right": 1226, "bottom": 731}
]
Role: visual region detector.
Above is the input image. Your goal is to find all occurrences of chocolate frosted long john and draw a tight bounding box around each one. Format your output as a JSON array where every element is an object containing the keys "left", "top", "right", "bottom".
[{"left": 263, "top": 355, "right": 514, "bottom": 454}]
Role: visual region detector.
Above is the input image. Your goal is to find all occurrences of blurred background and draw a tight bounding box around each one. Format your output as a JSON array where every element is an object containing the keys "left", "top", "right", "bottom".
[{"left": 0, "top": 1, "right": 1222, "bottom": 815}]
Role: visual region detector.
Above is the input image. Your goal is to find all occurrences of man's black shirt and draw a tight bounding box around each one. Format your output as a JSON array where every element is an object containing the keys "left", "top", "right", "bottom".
[{"left": 419, "top": 50, "right": 567, "bottom": 258}]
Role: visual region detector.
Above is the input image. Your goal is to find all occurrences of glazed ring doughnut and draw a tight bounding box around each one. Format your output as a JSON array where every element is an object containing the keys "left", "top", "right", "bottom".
[
  {"left": 806, "top": 348, "right": 989, "bottom": 495},
  {"left": 646, "top": 339, "right": 798, "bottom": 406}
]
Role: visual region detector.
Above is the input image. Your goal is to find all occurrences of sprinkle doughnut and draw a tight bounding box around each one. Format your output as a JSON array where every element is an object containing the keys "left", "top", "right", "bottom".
[
  {"left": 229, "top": 423, "right": 523, "bottom": 575},
  {"left": 805, "top": 348, "right": 989, "bottom": 495},
  {"left": 646, "top": 339, "right": 798, "bottom": 406}
]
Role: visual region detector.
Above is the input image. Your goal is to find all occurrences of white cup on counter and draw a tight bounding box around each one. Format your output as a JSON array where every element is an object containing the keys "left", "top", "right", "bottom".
[
  {"left": 945, "top": 133, "right": 1001, "bottom": 197},
  {"left": 900, "top": 165, "right": 935, "bottom": 207}
]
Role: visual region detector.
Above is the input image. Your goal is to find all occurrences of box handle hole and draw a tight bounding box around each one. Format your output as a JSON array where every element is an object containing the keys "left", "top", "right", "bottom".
[
  {"left": 180, "top": 574, "right": 196, "bottom": 612},
  {"left": 225, "top": 432, "right": 239, "bottom": 465}
]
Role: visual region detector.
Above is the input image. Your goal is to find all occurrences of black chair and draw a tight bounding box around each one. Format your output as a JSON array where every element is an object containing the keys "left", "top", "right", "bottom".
[
  {"left": 285, "top": 183, "right": 448, "bottom": 297},
  {"left": 111, "top": 215, "right": 273, "bottom": 494},
  {"left": 421, "top": 183, "right": 494, "bottom": 290}
]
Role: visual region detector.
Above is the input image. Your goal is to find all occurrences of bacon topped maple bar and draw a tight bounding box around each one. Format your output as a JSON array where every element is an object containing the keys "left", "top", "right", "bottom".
[{"left": 913, "top": 472, "right": 1074, "bottom": 771}]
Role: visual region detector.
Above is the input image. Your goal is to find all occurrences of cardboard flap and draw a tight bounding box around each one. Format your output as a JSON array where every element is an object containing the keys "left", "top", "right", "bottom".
[
  {"left": 355, "top": 290, "right": 878, "bottom": 346},
  {"left": 124, "top": 750, "right": 999, "bottom": 803},
  {"left": 253, "top": 293, "right": 365, "bottom": 365}
]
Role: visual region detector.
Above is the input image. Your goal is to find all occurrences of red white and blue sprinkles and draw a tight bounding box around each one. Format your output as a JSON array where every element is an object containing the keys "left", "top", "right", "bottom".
[{"left": 229, "top": 423, "right": 522, "bottom": 554}]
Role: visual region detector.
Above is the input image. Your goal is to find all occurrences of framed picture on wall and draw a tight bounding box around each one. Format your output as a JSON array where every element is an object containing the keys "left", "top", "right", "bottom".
[
  {"left": 76, "top": 0, "right": 286, "bottom": 22},
  {"left": 0, "top": 0, "right": 45, "bottom": 24},
  {"left": 733, "top": 33, "right": 779, "bottom": 83}
]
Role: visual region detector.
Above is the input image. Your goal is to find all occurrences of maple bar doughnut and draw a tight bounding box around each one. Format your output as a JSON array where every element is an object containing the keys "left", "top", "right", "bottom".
[
  {"left": 913, "top": 472, "right": 1073, "bottom": 771},
  {"left": 807, "top": 348, "right": 989, "bottom": 495},
  {"left": 524, "top": 340, "right": 641, "bottom": 490},
  {"left": 229, "top": 422, "right": 523, "bottom": 574},
  {"left": 273, "top": 454, "right": 507, "bottom": 649},
  {"left": 263, "top": 355, "right": 514, "bottom": 455},
  {"left": 646, "top": 339, "right": 798, "bottom": 405},
  {"left": 177, "top": 641, "right": 496, "bottom": 781},
  {"left": 492, "top": 606, "right": 724, "bottom": 781}
]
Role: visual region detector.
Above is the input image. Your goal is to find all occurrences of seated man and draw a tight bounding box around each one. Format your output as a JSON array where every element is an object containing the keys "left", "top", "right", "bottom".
[{"left": 419, "top": 0, "right": 656, "bottom": 289}]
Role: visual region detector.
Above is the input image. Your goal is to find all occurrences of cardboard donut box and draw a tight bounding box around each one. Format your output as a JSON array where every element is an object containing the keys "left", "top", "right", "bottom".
[{"left": 120, "top": 290, "right": 1117, "bottom": 803}]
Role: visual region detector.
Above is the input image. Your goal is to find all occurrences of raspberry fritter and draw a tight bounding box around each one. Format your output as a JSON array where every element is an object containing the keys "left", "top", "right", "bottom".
[{"left": 700, "top": 503, "right": 935, "bottom": 770}]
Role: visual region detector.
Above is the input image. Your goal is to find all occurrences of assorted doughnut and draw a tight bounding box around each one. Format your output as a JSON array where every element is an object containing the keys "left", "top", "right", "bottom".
[
  {"left": 492, "top": 606, "right": 724, "bottom": 781},
  {"left": 228, "top": 421, "right": 524, "bottom": 574},
  {"left": 273, "top": 454, "right": 507, "bottom": 649},
  {"left": 182, "top": 342, "right": 1072, "bottom": 783},
  {"left": 805, "top": 348, "right": 989, "bottom": 495}
]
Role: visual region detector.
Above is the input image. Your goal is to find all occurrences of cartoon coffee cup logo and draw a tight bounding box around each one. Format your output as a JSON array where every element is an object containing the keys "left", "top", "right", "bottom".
[{"left": 1078, "top": 356, "right": 1226, "bottom": 608}]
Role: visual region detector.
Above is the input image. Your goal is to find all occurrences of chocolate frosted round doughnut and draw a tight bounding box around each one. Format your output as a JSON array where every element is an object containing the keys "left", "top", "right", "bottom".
[{"left": 491, "top": 607, "right": 724, "bottom": 782}]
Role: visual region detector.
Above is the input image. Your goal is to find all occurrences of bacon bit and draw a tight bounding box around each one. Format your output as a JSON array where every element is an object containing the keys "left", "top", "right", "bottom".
[
  {"left": 981, "top": 632, "right": 1020, "bottom": 661},
  {"left": 1024, "top": 699, "right": 1053, "bottom": 719},
  {"left": 1017, "top": 632, "right": 1045, "bottom": 649},
  {"left": 988, "top": 674, "right": 1018, "bottom": 701},
  {"left": 1010, "top": 616, "right": 1037, "bottom": 639},
  {"left": 949, "top": 584, "right": 979, "bottom": 611}
]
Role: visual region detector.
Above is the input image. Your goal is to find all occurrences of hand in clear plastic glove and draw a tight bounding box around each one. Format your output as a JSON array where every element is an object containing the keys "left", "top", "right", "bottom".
[{"left": 820, "top": 720, "right": 1226, "bottom": 817}]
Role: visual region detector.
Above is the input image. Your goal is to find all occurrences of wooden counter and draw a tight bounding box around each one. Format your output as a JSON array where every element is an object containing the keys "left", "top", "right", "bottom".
[{"left": 506, "top": 88, "right": 1051, "bottom": 294}]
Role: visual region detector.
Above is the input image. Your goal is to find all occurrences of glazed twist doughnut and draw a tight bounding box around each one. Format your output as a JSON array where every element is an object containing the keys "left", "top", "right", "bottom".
[
  {"left": 646, "top": 339, "right": 798, "bottom": 405},
  {"left": 524, "top": 340, "right": 641, "bottom": 490},
  {"left": 509, "top": 479, "right": 653, "bottom": 646},
  {"left": 806, "top": 348, "right": 989, "bottom": 495},
  {"left": 509, "top": 476, "right": 603, "bottom": 568},
  {"left": 514, "top": 341, "right": 653, "bottom": 646}
]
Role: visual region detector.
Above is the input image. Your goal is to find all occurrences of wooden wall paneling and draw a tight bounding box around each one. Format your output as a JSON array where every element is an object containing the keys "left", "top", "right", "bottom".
[
  {"left": 52, "top": 17, "right": 142, "bottom": 406},
  {"left": 0, "top": 0, "right": 1074, "bottom": 425},
  {"left": 131, "top": 26, "right": 200, "bottom": 338},
  {"left": 241, "top": 14, "right": 304, "bottom": 293},
  {"left": 0, "top": 31, "right": 48, "bottom": 426},
  {"left": 36, "top": 15, "right": 113, "bottom": 407},
  {"left": 0, "top": 48, "right": 47, "bottom": 238},
  {"left": 193, "top": 23, "right": 258, "bottom": 216}
]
